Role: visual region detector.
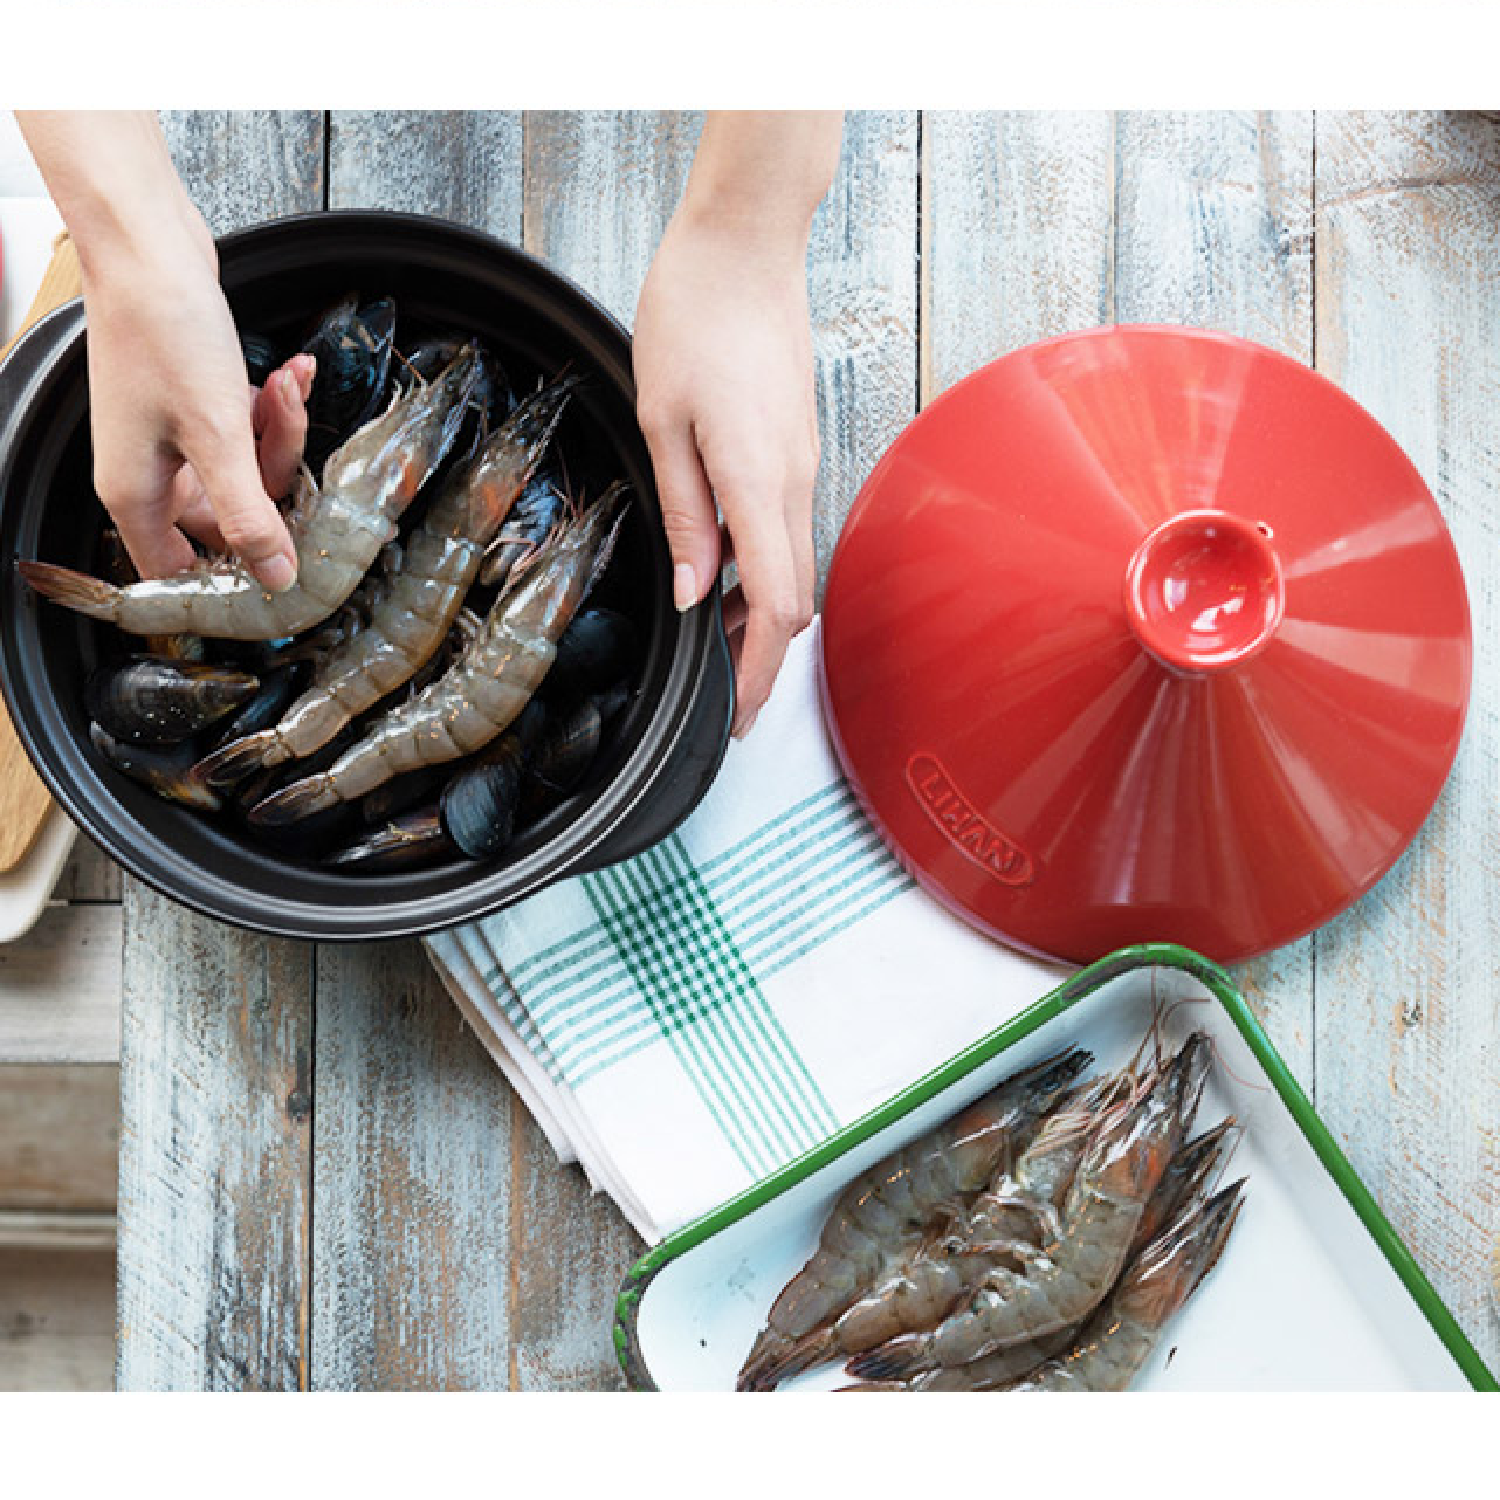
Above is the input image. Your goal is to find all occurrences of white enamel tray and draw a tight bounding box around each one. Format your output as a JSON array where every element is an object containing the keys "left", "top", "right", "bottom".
[{"left": 615, "top": 946, "right": 1492, "bottom": 1391}]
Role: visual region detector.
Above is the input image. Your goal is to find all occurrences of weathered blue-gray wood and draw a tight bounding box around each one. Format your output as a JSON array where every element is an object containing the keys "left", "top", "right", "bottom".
[{"left": 1313, "top": 110, "right": 1500, "bottom": 1371}]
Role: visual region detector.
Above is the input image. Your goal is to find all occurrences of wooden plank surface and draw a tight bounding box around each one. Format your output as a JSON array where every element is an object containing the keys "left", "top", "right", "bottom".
[
  {"left": 0, "top": 1245, "right": 115, "bottom": 1391},
  {"left": 114, "top": 110, "right": 324, "bottom": 1393},
  {"left": 1313, "top": 110, "right": 1500, "bottom": 1372},
  {"left": 0, "top": 904, "right": 122, "bottom": 1064},
  {"left": 0, "top": 1064, "right": 118, "bottom": 1211}
]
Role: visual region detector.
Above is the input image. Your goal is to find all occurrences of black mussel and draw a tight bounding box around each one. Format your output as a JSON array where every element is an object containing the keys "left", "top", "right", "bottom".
[
  {"left": 251, "top": 799, "right": 359, "bottom": 859},
  {"left": 360, "top": 763, "right": 451, "bottom": 826},
  {"left": 439, "top": 732, "right": 530, "bottom": 860},
  {"left": 240, "top": 330, "right": 283, "bottom": 388},
  {"left": 210, "top": 663, "right": 309, "bottom": 751},
  {"left": 540, "top": 608, "right": 640, "bottom": 704},
  {"left": 326, "top": 808, "right": 455, "bottom": 873},
  {"left": 516, "top": 688, "right": 631, "bottom": 829},
  {"left": 397, "top": 333, "right": 507, "bottom": 406},
  {"left": 85, "top": 657, "right": 260, "bottom": 747},
  {"left": 301, "top": 293, "right": 398, "bottom": 474},
  {"left": 90, "top": 723, "right": 221, "bottom": 812},
  {"left": 480, "top": 468, "right": 568, "bottom": 589}
]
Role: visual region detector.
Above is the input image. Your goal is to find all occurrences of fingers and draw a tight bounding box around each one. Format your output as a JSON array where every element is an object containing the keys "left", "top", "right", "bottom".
[
  {"left": 111, "top": 507, "right": 198, "bottom": 581},
  {"left": 638, "top": 409, "right": 722, "bottom": 612},
  {"left": 180, "top": 407, "right": 298, "bottom": 592},
  {"left": 252, "top": 358, "right": 313, "bottom": 502}
]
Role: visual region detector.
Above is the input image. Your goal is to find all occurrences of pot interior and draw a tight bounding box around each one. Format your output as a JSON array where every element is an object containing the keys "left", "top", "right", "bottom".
[{"left": 3, "top": 215, "right": 688, "bottom": 932}]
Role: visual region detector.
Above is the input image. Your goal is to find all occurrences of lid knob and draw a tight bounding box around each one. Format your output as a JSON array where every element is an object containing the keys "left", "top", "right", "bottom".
[{"left": 1124, "top": 509, "right": 1285, "bottom": 674}]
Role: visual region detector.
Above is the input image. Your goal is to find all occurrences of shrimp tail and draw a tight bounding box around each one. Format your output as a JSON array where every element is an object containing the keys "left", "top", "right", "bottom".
[
  {"left": 17, "top": 560, "right": 120, "bottom": 621},
  {"left": 842, "top": 1333, "right": 933, "bottom": 1382},
  {"left": 194, "top": 728, "right": 290, "bottom": 788},
  {"left": 247, "top": 772, "right": 341, "bottom": 826},
  {"left": 735, "top": 1326, "right": 837, "bottom": 1391}
]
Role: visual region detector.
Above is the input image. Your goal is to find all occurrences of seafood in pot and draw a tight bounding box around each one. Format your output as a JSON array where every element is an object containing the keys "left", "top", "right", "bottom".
[
  {"left": 249, "top": 482, "right": 632, "bottom": 825},
  {"left": 25, "top": 288, "right": 647, "bottom": 879},
  {"left": 195, "top": 375, "right": 578, "bottom": 786},
  {"left": 301, "top": 294, "right": 399, "bottom": 475},
  {"left": 19, "top": 346, "right": 484, "bottom": 640}
]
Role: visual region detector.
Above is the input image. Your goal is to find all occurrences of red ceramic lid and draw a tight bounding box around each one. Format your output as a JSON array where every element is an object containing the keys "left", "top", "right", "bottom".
[{"left": 819, "top": 326, "right": 1472, "bottom": 966}]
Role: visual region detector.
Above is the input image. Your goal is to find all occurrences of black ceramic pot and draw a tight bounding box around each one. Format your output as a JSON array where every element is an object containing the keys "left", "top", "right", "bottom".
[{"left": 0, "top": 211, "right": 733, "bottom": 939}]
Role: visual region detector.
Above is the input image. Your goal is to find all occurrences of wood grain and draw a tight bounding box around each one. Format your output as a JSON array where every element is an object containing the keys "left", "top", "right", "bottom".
[
  {"left": 113, "top": 111, "right": 323, "bottom": 1393},
  {"left": 331, "top": 111, "right": 522, "bottom": 233},
  {"left": 311, "top": 940, "right": 513, "bottom": 1390},
  {"left": 0, "top": 1244, "right": 115, "bottom": 1391},
  {"left": 0, "top": 903, "right": 122, "bottom": 1064},
  {"left": 53, "top": 835, "right": 121, "bottom": 903},
  {"left": 922, "top": 111, "right": 1113, "bottom": 402},
  {"left": 807, "top": 111, "right": 919, "bottom": 598},
  {"left": 1313, "top": 110, "right": 1500, "bottom": 1372},
  {"left": 0, "top": 1064, "right": 118, "bottom": 1211}
]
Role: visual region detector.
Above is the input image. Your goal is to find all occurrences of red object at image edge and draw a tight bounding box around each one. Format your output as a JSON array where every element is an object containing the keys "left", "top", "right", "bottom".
[{"left": 818, "top": 325, "right": 1473, "bottom": 967}]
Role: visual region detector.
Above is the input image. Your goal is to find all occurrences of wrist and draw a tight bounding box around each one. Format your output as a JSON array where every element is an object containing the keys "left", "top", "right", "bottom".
[{"left": 18, "top": 112, "right": 211, "bottom": 282}]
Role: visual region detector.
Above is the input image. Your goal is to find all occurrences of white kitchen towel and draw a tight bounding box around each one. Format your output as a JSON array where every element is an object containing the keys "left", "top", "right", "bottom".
[{"left": 425, "top": 621, "right": 1070, "bottom": 1244}]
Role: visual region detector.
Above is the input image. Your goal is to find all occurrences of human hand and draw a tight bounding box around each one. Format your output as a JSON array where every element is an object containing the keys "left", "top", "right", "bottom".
[
  {"left": 78, "top": 209, "right": 308, "bottom": 587},
  {"left": 634, "top": 206, "right": 819, "bottom": 738}
]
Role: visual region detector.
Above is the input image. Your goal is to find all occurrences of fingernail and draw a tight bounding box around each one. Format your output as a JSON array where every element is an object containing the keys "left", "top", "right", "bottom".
[
  {"left": 259, "top": 553, "right": 297, "bottom": 593},
  {"left": 673, "top": 562, "right": 699, "bottom": 613},
  {"left": 734, "top": 709, "right": 759, "bottom": 740}
]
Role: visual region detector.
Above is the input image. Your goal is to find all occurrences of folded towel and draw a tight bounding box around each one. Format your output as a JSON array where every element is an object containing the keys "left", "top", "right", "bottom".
[{"left": 425, "top": 620, "right": 1069, "bottom": 1243}]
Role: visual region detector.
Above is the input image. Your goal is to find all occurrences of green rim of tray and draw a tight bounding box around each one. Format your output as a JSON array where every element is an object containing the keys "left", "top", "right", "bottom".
[{"left": 612, "top": 942, "right": 1498, "bottom": 1391}]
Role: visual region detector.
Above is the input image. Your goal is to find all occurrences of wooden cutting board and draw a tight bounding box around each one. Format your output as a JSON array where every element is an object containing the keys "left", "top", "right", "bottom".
[{"left": 0, "top": 232, "right": 82, "bottom": 871}]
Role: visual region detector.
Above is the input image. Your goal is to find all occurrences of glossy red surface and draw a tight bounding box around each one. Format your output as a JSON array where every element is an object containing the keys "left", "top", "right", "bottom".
[{"left": 819, "top": 326, "right": 1472, "bottom": 966}]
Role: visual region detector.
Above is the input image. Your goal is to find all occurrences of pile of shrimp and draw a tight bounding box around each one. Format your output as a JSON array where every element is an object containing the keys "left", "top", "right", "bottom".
[
  {"left": 20, "top": 294, "right": 641, "bottom": 874},
  {"left": 737, "top": 1028, "right": 1246, "bottom": 1393}
]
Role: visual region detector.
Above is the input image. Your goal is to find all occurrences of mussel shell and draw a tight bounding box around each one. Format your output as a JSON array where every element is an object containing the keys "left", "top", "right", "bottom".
[
  {"left": 240, "top": 331, "right": 283, "bottom": 387},
  {"left": 327, "top": 808, "right": 455, "bottom": 873},
  {"left": 85, "top": 657, "right": 260, "bottom": 747},
  {"left": 301, "top": 294, "right": 398, "bottom": 473},
  {"left": 440, "top": 736, "right": 529, "bottom": 860},
  {"left": 210, "top": 663, "right": 309, "bottom": 750},
  {"left": 540, "top": 608, "right": 640, "bottom": 704},
  {"left": 89, "top": 723, "right": 221, "bottom": 812},
  {"left": 479, "top": 469, "right": 567, "bottom": 588}
]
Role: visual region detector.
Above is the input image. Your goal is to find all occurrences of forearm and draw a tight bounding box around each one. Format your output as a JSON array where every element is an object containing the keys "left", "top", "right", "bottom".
[
  {"left": 15, "top": 111, "right": 207, "bottom": 276},
  {"left": 678, "top": 111, "right": 843, "bottom": 251}
]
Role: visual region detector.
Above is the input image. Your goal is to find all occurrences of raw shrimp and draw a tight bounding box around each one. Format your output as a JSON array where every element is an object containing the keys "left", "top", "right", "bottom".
[
  {"left": 248, "top": 483, "right": 630, "bottom": 824},
  {"left": 845, "top": 1033, "right": 1211, "bottom": 1380},
  {"left": 195, "top": 377, "right": 576, "bottom": 785},
  {"left": 1006, "top": 1179, "right": 1245, "bottom": 1391},
  {"left": 785, "top": 1072, "right": 1130, "bottom": 1376},
  {"left": 734, "top": 1047, "right": 1093, "bottom": 1391},
  {"left": 840, "top": 1116, "right": 1238, "bottom": 1391},
  {"left": 19, "top": 347, "right": 484, "bottom": 641}
]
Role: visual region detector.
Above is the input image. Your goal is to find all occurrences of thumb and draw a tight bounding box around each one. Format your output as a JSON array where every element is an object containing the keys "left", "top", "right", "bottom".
[
  {"left": 641, "top": 418, "right": 721, "bottom": 611},
  {"left": 183, "top": 417, "right": 298, "bottom": 591}
]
